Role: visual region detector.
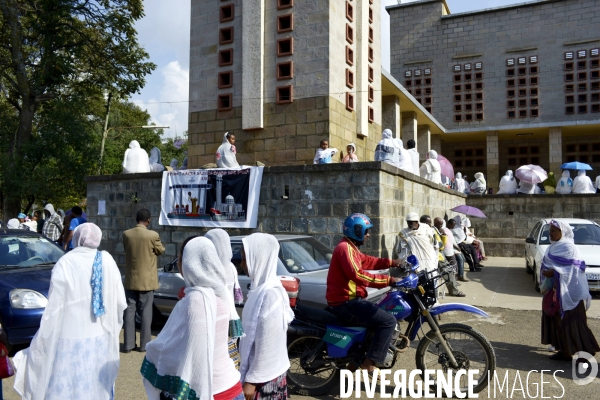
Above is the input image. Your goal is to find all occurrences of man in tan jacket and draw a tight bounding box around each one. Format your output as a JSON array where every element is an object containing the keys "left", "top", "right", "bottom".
[{"left": 122, "top": 209, "right": 165, "bottom": 352}]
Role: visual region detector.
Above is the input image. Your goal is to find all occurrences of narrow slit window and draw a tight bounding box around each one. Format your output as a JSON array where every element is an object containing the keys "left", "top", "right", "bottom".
[
  {"left": 217, "top": 94, "right": 232, "bottom": 111},
  {"left": 368, "top": 86, "right": 374, "bottom": 102},
  {"left": 220, "top": 4, "right": 234, "bottom": 22},
  {"left": 368, "top": 107, "right": 374, "bottom": 123},
  {"left": 346, "top": 1, "right": 353, "bottom": 22},
  {"left": 368, "top": 66, "right": 374, "bottom": 82},
  {"left": 346, "top": 46, "right": 354, "bottom": 66},
  {"left": 346, "top": 92, "right": 354, "bottom": 111},
  {"left": 346, "top": 24, "right": 353, "bottom": 44},
  {"left": 277, "top": 14, "right": 293, "bottom": 33},
  {"left": 219, "top": 27, "right": 234, "bottom": 45},
  {"left": 276, "top": 86, "right": 293, "bottom": 104},
  {"left": 277, "top": 38, "right": 293, "bottom": 56},
  {"left": 218, "top": 71, "right": 233, "bottom": 88},
  {"left": 368, "top": 27, "right": 374, "bottom": 43},
  {"left": 368, "top": 46, "right": 374, "bottom": 63},
  {"left": 277, "top": 0, "right": 293, "bottom": 10},
  {"left": 218, "top": 49, "right": 233, "bottom": 66},
  {"left": 369, "top": 7, "right": 373, "bottom": 23},
  {"left": 277, "top": 61, "right": 293, "bottom": 80},
  {"left": 346, "top": 69, "right": 354, "bottom": 89}
]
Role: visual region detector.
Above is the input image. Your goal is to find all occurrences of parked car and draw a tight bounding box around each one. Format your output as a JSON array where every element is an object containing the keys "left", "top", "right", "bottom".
[
  {"left": 524, "top": 218, "right": 600, "bottom": 292},
  {"left": 0, "top": 229, "right": 65, "bottom": 347},
  {"left": 153, "top": 234, "right": 391, "bottom": 317}
]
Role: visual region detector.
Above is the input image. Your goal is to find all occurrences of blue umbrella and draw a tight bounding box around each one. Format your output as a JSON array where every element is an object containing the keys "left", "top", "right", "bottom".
[{"left": 560, "top": 161, "right": 592, "bottom": 170}]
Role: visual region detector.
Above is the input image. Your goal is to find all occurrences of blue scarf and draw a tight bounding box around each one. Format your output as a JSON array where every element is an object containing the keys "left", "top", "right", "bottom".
[{"left": 91, "top": 251, "right": 106, "bottom": 317}]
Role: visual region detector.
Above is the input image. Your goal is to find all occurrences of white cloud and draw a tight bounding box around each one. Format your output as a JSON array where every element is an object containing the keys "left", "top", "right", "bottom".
[{"left": 134, "top": 61, "right": 189, "bottom": 139}]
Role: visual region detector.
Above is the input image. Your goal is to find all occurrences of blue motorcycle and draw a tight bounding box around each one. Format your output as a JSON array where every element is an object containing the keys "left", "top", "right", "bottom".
[{"left": 286, "top": 256, "right": 496, "bottom": 396}]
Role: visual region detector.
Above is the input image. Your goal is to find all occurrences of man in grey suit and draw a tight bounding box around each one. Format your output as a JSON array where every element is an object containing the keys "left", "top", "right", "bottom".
[{"left": 122, "top": 209, "right": 165, "bottom": 352}]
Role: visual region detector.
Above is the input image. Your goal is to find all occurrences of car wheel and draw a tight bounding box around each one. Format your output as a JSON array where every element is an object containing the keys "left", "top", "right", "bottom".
[
  {"left": 533, "top": 265, "right": 540, "bottom": 293},
  {"left": 525, "top": 258, "right": 533, "bottom": 274}
]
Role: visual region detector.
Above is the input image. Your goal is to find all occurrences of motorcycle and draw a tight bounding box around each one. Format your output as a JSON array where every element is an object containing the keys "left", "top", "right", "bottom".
[{"left": 286, "top": 255, "right": 496, "bottom": 396}]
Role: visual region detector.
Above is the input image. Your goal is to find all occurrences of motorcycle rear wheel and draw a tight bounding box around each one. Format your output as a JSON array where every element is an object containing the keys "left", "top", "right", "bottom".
[
  {"left": 415, "top": 323, "right": 496, "bottom": 394},
  {"left": 287, "top": 336, "right": 340, "bottom": 396}
]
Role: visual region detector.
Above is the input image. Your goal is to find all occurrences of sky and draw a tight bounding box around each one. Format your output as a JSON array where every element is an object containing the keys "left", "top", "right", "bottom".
[{"left": 132, "top": 0, "right": 525, "bottom": 138}]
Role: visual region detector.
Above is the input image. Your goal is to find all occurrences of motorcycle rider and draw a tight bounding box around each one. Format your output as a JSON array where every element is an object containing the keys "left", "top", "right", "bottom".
[{"left": 326, "top": 213, "right": 401, "bottom": 375}]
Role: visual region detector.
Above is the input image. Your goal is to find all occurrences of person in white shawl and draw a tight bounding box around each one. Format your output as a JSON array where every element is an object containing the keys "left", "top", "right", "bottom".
[
  {"left": 396, "top": 212, "right": 438, "bottom": 272},
  {"left": 453, "top": 172, "right": 467, "bottom": 193},
  {"left": 313, "top": 139, "right": 338, "bottom": 164},
  {"left": 497, "top": 170, "right": 517, "bottom": 194},
  {"left": 6, "top": 218, "right": 21, "bottom": 229},
  {"left": 406, "top": 139, "right": 420, "bottom": 175},
  {"left": 595, "top": 175, "right": 600, "bottom": 193},
  {"left": 374, "top": 129, "right": 397, "bottom": 166},
  {"left": 239, "top": 233, "right": 294, "bottom": 399},
  {"left": 555, "top": 170, "right": 573, "bottom": 194},
  {"left": 123, "top": 140, "right": 151, "bottom": 173},
  {"left": 148, "top": 147, "right": 165, "bottom": 172},
  {"left": 540, "top": 220, "right": 599, "bottom": 360},
  {"left": 216, "top": 132, "right": 240, "bottom": 168},
  {"left": 419, "top": 150, "right": 442, "bottom": 184},
  {"left": 394, "top": 138, "right": 414, "bottom": 174},
  {"left": 572, "top": 169, "right": 595, "bottom": 194},
  {"left": 13, "top": 223, "right": 127, "bottom": 400},
  {"left": 469, "top": 172, "right": 487, "bottom": 194},
  {"left": 141, "top": 236, "right": 243, "bottom": 400}
]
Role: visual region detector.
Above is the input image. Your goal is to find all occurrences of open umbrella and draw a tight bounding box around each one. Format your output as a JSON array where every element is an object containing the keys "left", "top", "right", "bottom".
[
  {"left": 451, "top": 205, "right": 487, "bottom": 218},
  {"left": 560, "top": 161, "right": 593, "bottom": 171},
  {"left": 436, "top": 154, "right": 455, "bottom": 180},
  {"left": 515, "top": 165, "right": 547, "bottom": 183}
]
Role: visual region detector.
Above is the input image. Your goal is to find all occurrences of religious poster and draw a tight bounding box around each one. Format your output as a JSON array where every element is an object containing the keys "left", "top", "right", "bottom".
[{"left": 159, "top": 166, "right": 264, "bottom": 228}]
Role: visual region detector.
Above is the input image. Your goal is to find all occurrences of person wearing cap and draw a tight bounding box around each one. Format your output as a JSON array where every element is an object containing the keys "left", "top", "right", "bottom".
[
  {"left": 16, "top": 213, "right": 32, "bottom": 230},
  {"left": 326, "top": 213, "right": 401, "bottom": 377},
  {"left": 396, "top": 212, "right": 438, "bottom": 273}
]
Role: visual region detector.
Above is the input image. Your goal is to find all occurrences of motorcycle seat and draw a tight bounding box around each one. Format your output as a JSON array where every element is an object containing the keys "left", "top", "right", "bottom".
[{"left": 295, "top": 303, "right": 355, "bottom": 327}]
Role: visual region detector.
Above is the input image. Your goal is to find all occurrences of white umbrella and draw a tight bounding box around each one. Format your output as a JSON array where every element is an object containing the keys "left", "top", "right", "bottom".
[{"left": 515, "top": 165, "right": 548, "bottom": 183}]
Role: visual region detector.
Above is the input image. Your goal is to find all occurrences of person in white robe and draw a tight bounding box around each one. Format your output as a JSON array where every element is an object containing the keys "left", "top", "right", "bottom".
[
  {"left": 419, "top": 150, "right": 442, "bottom": 184},
  {"left": 341, "top": 143, "right": 359, "bottom": 163},
  {"left": 148, "top": 147, "right": 164, "bottom": 172},
  {"left": 13, "top": 223, "right": 127, "bottom": 400},
  {"left": 406, "top": 139, "right": 420, "bottom": 175},
  {"left": 517, "top": 179, "right": 541, "bottom": 194},
  {"left": 6, "top": 218, "right": 21, "bottom": 229},
  {"left": 395, "top": 138, "right": 413, "bottom": 174},
  {"left": 497, "top": 170, "right": 517, "bottom": 194},
  {"left": 555, "top": 170, "right": 573, "bottom": 194},
  {"left": 141, "top": 236, "right": 243, "bottom": 399},
  {"left": 313, "top": 139, "right": 338, "bottom": 164},
  {"left": 469, "top": 172, "right": 487, "bottom": 194},
  {"left": 453, "top": 172, "right": 467, "bottom": 193},
  {"left": 595, "top": 175, "right": 600, "bottom": 193},
  {"left": 123, "top": 140, "right": 150, "bottom": 173},
  {"left": 572, "top": 170, "right": 595, "bottom": 194},
  {"left": 374, "top": 129, "right": 396, "bottom": 166},
  {"left": 216, "top": 132, "right": 240, "bottom": 168},
  {"left": 239, "top": 233, "right": 294, "bottom": 399},
  {"left": 396, "top": 212, "right": 438, "bottom": 273}
]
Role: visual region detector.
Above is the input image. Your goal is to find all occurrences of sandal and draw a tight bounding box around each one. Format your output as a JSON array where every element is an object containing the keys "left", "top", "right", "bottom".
[{"left": 549, "top": 352, "right": 571, "bottom": 361}]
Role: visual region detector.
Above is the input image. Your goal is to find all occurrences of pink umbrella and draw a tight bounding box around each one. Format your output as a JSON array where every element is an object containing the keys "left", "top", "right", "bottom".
[
  {"left": 515, "top": 164, "right": 548, "bottom": 183},
  {"left": 436, "top": 154, "right": 455, "bottom": 180}
]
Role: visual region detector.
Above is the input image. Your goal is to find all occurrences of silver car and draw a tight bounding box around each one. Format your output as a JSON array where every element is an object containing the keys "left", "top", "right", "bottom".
[{"left": 153, "top": 234, "right": 390, "bottom": 318}]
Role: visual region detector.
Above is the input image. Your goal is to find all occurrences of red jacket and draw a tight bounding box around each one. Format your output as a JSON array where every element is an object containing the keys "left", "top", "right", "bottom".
[{"left": 326, "top": 238, "right": 392, "bottom": 306}]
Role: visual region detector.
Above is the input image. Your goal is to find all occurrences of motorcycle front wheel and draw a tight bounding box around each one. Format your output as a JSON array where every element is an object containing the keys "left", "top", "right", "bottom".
[
  {"left": 415, "top": 323, "right": 496, "bottom": 394},
  {"left": 287, "top": 336, "right": 340, "bottom": 396}
]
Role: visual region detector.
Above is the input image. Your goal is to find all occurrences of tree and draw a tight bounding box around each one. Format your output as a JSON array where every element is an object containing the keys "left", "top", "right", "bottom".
[{"left": 0, "top": 0, "right": 156, "bottom": 223}]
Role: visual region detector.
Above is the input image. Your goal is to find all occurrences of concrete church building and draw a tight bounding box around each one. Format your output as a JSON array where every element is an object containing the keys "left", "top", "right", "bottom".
[
  {"left": 388, "top": 0, "right": 600, "bottom": 189},
  {"left": 187, "top": 0, "right": 442, "bottom": 168}
]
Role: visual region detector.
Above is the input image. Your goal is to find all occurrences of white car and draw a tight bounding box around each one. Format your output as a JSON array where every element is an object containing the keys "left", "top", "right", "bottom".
[{"left": 524, "top": 218, "right": 600, "bottom": 292}]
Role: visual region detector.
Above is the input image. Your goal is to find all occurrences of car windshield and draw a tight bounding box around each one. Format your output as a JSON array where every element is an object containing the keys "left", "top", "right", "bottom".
[
  {"left": 0, "top": 235, "right": 64, "bottom": 269},
  {"left": 231, "top": 237, "right": 333, "bottom": 275},
  {"left": 539, "top": 223, "right": 600, "bottom": 245}
]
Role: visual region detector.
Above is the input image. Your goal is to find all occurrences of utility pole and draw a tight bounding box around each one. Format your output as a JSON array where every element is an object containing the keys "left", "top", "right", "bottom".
[{"left": 98, "top": 93, "right": 113, "bottom": 175}]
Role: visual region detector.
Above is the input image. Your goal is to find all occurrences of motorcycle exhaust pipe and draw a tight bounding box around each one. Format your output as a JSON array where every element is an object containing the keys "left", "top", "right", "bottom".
[{"left": 391, "top": 334, "right": 411, "bottom": 353}]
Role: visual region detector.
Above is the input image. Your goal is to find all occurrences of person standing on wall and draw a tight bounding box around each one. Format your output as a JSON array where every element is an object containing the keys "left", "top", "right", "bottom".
[{"left": 122, "top": 209, "right": 165, "bottom": 353}]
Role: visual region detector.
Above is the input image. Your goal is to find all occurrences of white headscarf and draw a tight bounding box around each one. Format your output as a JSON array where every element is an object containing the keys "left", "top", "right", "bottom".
[
  {"left": 419, "top": 150, "right": 442, "bottom": 184},
  {"left": 375, "top": 129, "right": 397, "bottom": 166},
  {"left": 394, "top": 138, "right": 414, "bottom": 173},
  {"left": 143, "top": 237, "right": 226, "bottom": 399},
  {"left": 572, "top": 170, "right": 595, "bottom": 194},
  {"left": 453, "top": 173, "right": 466, "bottom": 193},
  {"left": 556, "top": 171, "right": 573, "bottom": 194},
  {"left": 470, "top": 172, "right": 487, "bottom": 193},
  {"left": 122, "top": 140, "right": 151, "bottom": 173},
  {"left": 541, "top": 220, "right": 591, "bottom": 316},
  {"left": 239, "top": 233, "right": 294, "bottom": 384},
  {"left": 216, "top": 132, "right": 240, "bottom": 168},
  {"left": 204, "top": 228, "right": 244, "bottom": 337},
  {"left": 497, "top": 170, "right": 517, "bottom": 194},
  {"left": 13, "top": 224, "right": 126, "bottom": 400},
  {"left": 7, "top": 218, "right": 20, "bottom": 229}
]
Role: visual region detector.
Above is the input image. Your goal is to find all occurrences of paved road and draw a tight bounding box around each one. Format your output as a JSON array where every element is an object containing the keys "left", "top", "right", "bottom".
[{"left": 2, "top": 257, "right": 600, "bottom": 399}]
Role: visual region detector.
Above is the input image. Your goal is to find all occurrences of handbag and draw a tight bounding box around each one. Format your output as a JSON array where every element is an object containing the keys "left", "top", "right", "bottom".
[
  {"left": 0, "top": 342, "right": 15, "bottom": 379},
  {"left": 542, "top": 287, "right": 560, "bottom": 317}
]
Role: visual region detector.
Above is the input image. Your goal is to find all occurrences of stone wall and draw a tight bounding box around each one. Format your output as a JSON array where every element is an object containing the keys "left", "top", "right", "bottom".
[
  {"left": 85, "top": 162, "right": 466, "bottom": 267},
  {"left": 465, "top": 194, "right": 600, "bottom": 257}
]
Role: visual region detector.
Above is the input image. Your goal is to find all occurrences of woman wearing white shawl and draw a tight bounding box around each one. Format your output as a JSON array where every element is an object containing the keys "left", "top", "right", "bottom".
[
  {"left": 555, "top": 170, "right": 573, "bottom": 194},
  {"left": 396, "top": 212, "right": 438, "bottom": 272},
  {"left": 469, "top": 172, "right": 487, "bottom": 194},
  {"left": 374, "top": 129, "right": 397, "bottom": 166},
  {"left": 13, "top": 223, "right": 126, "bottom": 400},
  {"left": 341, "top": 143, "right": 359, "bottom": 163},
  {"left": 572, "top": 169, "right": 595, "bottom": 194},
  {"left": 453, "top": 172, "right": 466, "bottom": 193},
  {"left": 123, "top": 140, "right": 151, "bottom": 173},
  {"left": 540, "top": 220, "right": 599, "bottom": 360},
  {"left": 141, "top": 236, "right": 243, "bottom": 400},
  {"left": 595, "top": 175, "right": 600, "bottom": 193},
  {"left": 394, "top": 138, "right": 413, "bottom": 174},
  {"left": 205, "top": 229, "right": 244, "bottom": 369},
  {"left": 216, "top": 132, "right": 240, "bottom": 168},
  {"left": 419, "top": 150, "right": 442, "bottom": 184},
  {"left": 497, "top": 170, "right": 517, "bottom": 194},
  {"left": 239, "top": 233, "right": 294, "bottom": 399},
  {"left": 149, "top": 147, "right": 165, "bottom": 172}
]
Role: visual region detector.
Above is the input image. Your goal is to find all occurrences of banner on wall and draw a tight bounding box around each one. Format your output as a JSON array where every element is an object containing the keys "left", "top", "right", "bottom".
[{"left": 159, "top": 167, "right": 264, "bottom": 228}]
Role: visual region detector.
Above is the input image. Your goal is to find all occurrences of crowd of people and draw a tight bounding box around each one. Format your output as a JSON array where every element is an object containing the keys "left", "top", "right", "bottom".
[{"left": 11, "top": 209, "right": 293, "bottom": 400}]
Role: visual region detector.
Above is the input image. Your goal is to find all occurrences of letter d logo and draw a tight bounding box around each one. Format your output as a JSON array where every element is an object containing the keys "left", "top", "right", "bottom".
[{"left": 572, "top": 351, "right": 598, "bottom": 386}]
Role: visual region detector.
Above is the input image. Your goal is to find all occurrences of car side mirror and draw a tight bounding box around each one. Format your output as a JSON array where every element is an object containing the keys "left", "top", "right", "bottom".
[{"left": 525, "top": 237, "right": 535, "bottom": 244}]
